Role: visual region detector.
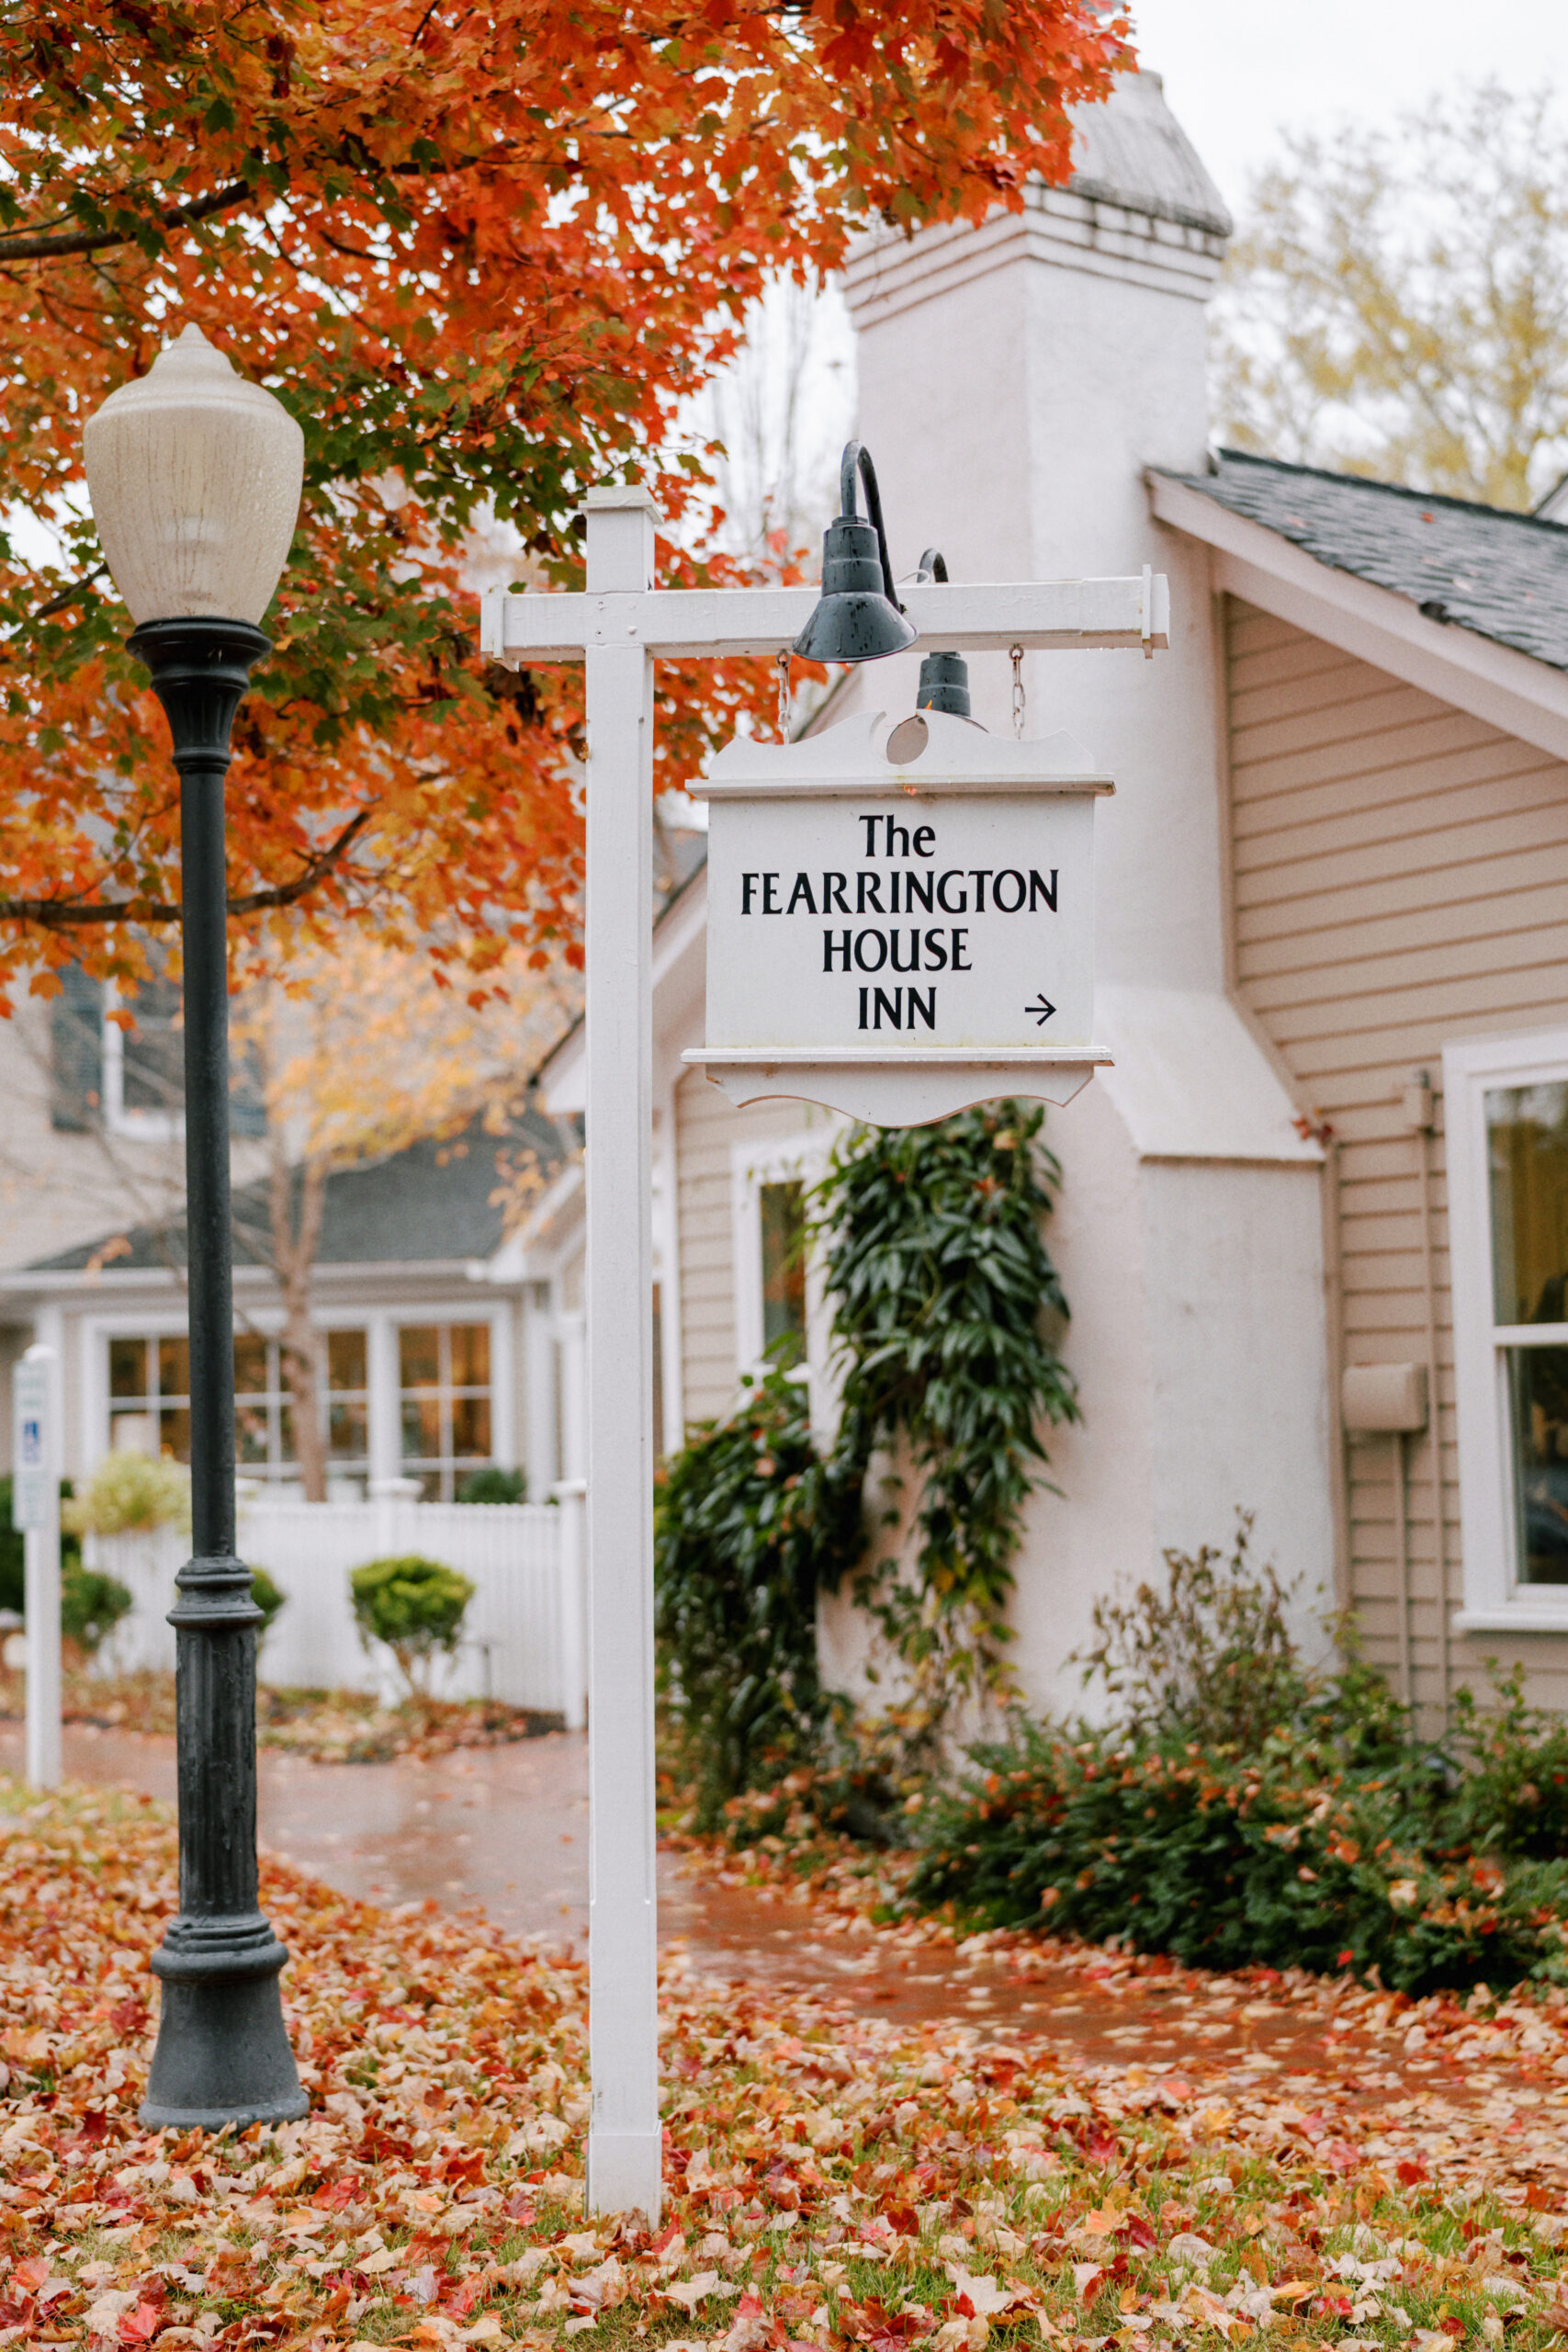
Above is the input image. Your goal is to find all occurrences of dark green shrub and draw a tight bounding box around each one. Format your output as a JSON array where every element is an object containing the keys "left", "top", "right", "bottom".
[
  {"left": 250, "top": 1566, "right": 287, "bottom": 1638},
  {"left": 0, "top": 1475, "right": 21, "bottom": 1618},
  {"left": 908, "top": 1717, "right": 1568, "bottom": 1994},
  {"left": 60, "top": 1563, "right": 133, "bottom": 1655},
  {"left": 350, "top": 1555, "right": 474, "bottom": 1698},
  {"left": 655, "top": 1366, "right": 863, "bottom": 1825},
  {"left": 457, "top": 1466, "right": 527, "bottom": 1504},
  {"left": 1445, "top": 1665, "right": 1568, "bottom": 1859},
  {"left": 0, "top": 1476, "right": 85, "bottom": 1622}
]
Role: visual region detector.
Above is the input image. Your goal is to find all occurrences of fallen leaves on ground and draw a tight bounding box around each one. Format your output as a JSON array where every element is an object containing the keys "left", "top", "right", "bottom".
[
  {"left": 0, "top": 1676, "right": 555, "bottom": 1761},
  {"left": 7, "top": 1782, "right": 1568, "bottom": 2352}
]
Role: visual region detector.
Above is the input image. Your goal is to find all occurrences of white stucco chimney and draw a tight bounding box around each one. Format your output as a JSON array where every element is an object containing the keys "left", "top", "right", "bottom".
[
  {"left": 828, "top": 72, "right": 1336, "bottom": 1698},
  {"left": 841, "top": 67, "right": 1233, "bottom": 994}
]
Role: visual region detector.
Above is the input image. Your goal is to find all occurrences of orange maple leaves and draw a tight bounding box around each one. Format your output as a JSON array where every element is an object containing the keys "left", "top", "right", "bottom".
[{"left": 0, "top": 0, "right": 1132, "bottom": 1009}]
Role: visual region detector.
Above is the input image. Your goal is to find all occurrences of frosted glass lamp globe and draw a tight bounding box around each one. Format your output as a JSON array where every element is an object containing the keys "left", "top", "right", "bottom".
[{"left": 84, "top": 323, "right": 304, "bottom": 628}]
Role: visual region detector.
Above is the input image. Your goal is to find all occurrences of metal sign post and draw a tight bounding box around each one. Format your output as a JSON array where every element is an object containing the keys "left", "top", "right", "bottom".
[
  {"left": 12, "top": 1343, "right": 62, "bottom": 1791},
  {"left": 480, "top": 499, "right": 1169, "bottom": 2222}
]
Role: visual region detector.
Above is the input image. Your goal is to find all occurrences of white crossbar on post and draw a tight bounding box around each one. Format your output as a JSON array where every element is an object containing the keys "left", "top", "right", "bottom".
[
  {"left": 581, "top": 490, "right": 662, "bottom": 2222},
  {"left": 480, "top": 572, "right": 1169, "bottom": 666}
]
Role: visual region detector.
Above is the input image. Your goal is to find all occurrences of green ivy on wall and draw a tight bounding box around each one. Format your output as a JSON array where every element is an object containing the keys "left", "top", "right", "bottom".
[
  {"left": 654, "top": 1102, "right": 1077, "bottom": 1810},
  {"left": 815, "top": 1102, "right": 1078, "bottom": 1716},
  {"left": 654, "top": 1365, "right": 864, "bottom": 1820}
]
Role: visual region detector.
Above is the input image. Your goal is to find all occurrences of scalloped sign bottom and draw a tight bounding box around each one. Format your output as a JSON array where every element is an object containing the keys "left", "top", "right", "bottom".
[{"left": 684, "top": 1049, "right": 1110, "bottom": 1128}]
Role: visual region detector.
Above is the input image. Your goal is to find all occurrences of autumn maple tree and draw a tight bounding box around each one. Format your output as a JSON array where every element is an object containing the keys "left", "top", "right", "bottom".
[{"left": 0, "top": 0, "right": 1131, "bottom": 1014}]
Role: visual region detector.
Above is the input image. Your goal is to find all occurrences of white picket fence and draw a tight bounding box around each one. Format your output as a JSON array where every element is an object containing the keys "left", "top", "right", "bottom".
[{"left": 84, "top": 1492, "right": 585, "bottom": 1723}]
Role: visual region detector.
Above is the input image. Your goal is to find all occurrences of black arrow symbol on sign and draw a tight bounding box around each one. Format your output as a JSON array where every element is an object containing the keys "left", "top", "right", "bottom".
[{"left": 1026, "top": 993, "right": 1056, "bottom": 1026}]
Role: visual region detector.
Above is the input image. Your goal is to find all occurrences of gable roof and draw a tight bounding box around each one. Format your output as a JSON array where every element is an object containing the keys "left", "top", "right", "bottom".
[
  {"left": 27, "top": 1108, "right": 570, "bottom": 1277},
  {"left": 1160, "top": 449, "right": 1568, "bottom": 673}
]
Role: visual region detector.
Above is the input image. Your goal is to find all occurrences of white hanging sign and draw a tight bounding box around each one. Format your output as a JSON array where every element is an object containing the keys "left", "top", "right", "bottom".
[{"left": 684, "top": 705, "right": 1113, "bottom": 1126}]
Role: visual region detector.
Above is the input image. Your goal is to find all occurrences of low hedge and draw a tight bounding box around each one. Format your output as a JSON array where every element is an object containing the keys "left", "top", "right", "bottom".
[{"left": 908, "top": 1718, "right": 1568, "bottom": 1994}]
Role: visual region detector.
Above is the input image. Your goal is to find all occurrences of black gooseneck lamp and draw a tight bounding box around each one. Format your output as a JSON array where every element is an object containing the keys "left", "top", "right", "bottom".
[
  {"left": 792, "top": 440, "right": 919, "bottom": 664},
  {"left": 84, "top": 323, "right": 309, "bottom": 2132}
]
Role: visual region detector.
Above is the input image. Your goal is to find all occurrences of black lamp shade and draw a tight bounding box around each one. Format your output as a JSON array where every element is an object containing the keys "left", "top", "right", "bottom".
[
  {"left": 915, "top": 649, "right": 971, "bottom": 718},
  {"left": 792, "top": 443, "right": 917, "bottom": 664}
]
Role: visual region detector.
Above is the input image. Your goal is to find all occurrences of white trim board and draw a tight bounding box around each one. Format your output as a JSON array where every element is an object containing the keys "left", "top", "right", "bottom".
[{"left": 1148, "top": 472, "right": 1568, "bottom": 766}]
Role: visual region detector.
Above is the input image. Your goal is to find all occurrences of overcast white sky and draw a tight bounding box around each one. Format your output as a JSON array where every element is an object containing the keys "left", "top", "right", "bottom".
[{"left": 1128, "top": 0, "right": 1568, "bottom": 209}]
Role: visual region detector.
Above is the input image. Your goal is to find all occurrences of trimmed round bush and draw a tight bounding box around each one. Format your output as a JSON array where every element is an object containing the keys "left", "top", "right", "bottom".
[{"left": 349, "top": 1555, "right": 474, "bottom": 1699}]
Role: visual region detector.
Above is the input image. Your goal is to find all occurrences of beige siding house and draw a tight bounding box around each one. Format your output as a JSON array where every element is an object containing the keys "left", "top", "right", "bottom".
[{"left": 529, "top": 73, "right": 1568, "bottom": 1722}]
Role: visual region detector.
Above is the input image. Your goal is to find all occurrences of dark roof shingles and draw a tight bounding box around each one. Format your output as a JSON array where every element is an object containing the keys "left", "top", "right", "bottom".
[
  {"left": 1162, "top": 449, "right": 1568, "bottom": 673},
  {"left": 28, "top": 1109, "right": 569, "bottom": 1276}
]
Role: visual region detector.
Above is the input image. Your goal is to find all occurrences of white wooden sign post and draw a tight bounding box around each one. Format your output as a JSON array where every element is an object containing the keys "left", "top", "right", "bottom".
[
  {"left": 480, "top": 492, "right": 1168, "bottom": 2220},
  {"left": 11, "top": 1342, "right": 62, "bottom": 1791}
]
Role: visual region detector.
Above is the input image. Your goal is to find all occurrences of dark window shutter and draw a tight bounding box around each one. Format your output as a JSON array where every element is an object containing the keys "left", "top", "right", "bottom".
[{"left": 50, "top": 967, "right": 104, "bottom": 1131}]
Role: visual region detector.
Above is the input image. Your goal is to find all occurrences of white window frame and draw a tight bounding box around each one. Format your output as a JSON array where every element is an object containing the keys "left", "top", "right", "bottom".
[
  {"left": 1446, "top": 1026, "right": 1568, "bottom": 1631},
  {"left": 102, "top": 980, "right": 185, "bottom": 1141},
  {"left": 729, "top": 1132, "right": 840, "bottom": 1439}
]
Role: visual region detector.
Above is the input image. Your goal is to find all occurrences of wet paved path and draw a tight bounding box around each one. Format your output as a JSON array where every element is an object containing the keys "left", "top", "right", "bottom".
[{"left": 0, "top": 1722, "right": 1529, "bottom": 2108}]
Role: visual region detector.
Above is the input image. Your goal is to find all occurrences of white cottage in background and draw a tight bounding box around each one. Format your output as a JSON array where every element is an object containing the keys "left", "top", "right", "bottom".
[{"left": 532, "top": 65, "right": 1568, "bottom": 1723}]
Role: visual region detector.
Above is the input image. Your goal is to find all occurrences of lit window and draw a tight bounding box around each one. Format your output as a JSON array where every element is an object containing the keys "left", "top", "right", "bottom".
[
  {"left": 106, "top": 1329, "right": 367, "bottom": 1481},
  {"left": 399, "top": 1322, "right": 494, "bottom": 1500}
]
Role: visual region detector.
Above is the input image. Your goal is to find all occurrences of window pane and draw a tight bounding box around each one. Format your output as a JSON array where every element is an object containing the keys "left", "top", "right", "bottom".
[
  {"left": 451, "top": 1396, "right": 491, "bottom": 1458},
  {"left": 399, "top": 1326, "right": 441, "bottom": 1388},
  {"left": 328, "top": 1329, "right": 367, "bottom": 1392},
  {"left": 450, "top": 1323, "right": 490, "bottom": 1387},
  {"left": 109, "top": 1338, "right": 148, "bottom": 1399},
  {"left": 110, "top": 1410, "right": 156, "bottom": 1454},
  {"left": 51, "top": 966, "right": 104, "bottom": 1134},
  {"left": 1508, "top": 1344, "right": 1568, "bottom": 1583},
  {"left": 121, "top": 974, "right": 185, "bottom": 1114},
  {"left": 236, "top": 1403, "right": 272, "bottom": 1464},
  {"left": 401, "top": 1396, "right": 443, "bottom": 1459},
  {"left": 158, "top": 1407, "right": 191, "bottom": 1463},
  {"left": 760, "top": 1179, "right": 807, "bottom": 1359},
  {"left": 233, "top": 1334, "right": 270, "bottom": 1396},
  {"left": 329, "top": 1399, "right": 367, "bottom": 1461},
  {"left": 1487, "top": 1082, "right": 1568, "bottom": 1326},
  {"left": 158, "top": 1336, "right": 190, "bottom": 1399}
]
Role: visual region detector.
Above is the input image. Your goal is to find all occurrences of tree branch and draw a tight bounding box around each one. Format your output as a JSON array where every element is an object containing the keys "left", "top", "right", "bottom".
[
  {"left": 0, "top": 808, "right": 373, "bottom": 930},
  {"left": 27, "top": 564, "right": 108, "bottom": 624},
  {"left": 0, "top": 179, "right": 255, "bottom": 262}
]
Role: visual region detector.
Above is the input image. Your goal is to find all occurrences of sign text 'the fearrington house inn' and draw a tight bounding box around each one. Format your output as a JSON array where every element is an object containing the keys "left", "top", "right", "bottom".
[{"left": 694, "top": 707, "right": 1112, "bottom": 1055}]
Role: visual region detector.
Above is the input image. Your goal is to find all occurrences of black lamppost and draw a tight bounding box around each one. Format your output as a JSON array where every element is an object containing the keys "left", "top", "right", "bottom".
[{"left": 85, "top": 325, "right": 309, "bottom": 2129}]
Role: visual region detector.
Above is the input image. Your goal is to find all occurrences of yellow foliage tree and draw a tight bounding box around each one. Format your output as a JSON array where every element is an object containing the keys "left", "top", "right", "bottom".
[
  {"left": 1213, "top": 83, "right": 1568, "bottom": 511},
  {"left": 232, "top": 939, "right": 575, "bottom": 1498}
]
